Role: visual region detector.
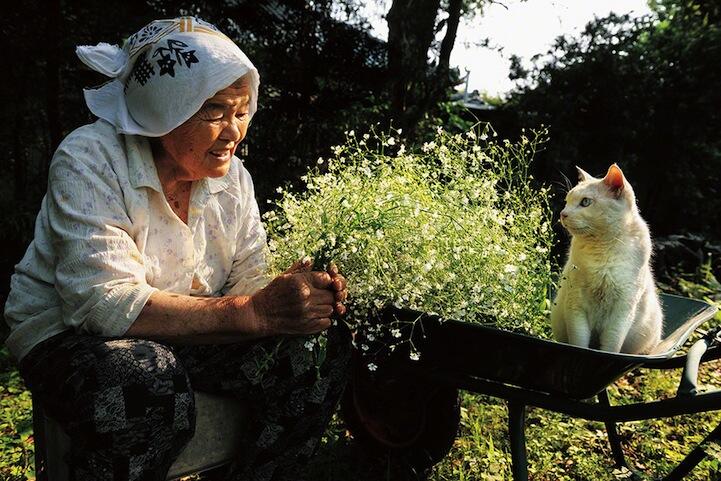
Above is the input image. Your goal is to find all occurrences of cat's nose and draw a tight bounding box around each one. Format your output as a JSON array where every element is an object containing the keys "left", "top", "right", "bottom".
[{"left": 560, "top": 211, "right": 568, "bottom": 220}]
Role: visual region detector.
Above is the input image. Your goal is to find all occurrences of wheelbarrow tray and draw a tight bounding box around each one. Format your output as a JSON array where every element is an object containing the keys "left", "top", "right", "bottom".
[{"left": 393, "top": 293, "right": 717, "bottom": 400}]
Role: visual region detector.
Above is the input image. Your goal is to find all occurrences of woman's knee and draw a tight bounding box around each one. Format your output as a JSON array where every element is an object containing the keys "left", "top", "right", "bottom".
[
  {"left": 88, "top": 339, "right": 195, "bottom": 434},
  {"left": 25, "top": 335, "right": 196, "bottom": 479},
  {"left": 92, "top": 339, "right": 186, "bottom": 391}
]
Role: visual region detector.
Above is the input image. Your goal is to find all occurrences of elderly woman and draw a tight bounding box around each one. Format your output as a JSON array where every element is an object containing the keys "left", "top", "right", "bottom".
[{"left": 4, "top": 17, "right": 350, "bottom": 481}]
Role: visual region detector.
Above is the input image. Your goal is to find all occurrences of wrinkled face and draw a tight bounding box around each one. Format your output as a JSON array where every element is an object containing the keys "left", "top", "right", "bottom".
[
  {"left": 155, "top": 76, "right": 252, "bottom": 180},
  {"left": 560, "top": 168, "right": 634, "bottom": 238}
]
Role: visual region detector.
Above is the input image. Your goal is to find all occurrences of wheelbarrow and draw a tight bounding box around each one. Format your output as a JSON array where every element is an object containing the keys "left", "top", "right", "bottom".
[{"left": 341, "top": 293, "right": 721, "bottom": 480}]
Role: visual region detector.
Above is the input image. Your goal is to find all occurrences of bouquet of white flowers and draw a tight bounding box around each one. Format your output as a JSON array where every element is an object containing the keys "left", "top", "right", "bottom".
[{"left": 263, "top": 124, "right": 555, "bottom": 366}]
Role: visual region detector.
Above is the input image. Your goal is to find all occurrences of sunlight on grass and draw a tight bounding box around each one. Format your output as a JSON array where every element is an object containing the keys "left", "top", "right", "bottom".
[
  {"left": 2, "top": 314, "right": 720, "bottom": 480},
  {"left": 0, "top": 348, "right": 35, "bottom": 481}
]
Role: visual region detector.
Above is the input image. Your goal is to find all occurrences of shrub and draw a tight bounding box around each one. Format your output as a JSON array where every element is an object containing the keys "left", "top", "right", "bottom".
[{"left": 264, "top": 125, "right": 555, "bottom": 362}]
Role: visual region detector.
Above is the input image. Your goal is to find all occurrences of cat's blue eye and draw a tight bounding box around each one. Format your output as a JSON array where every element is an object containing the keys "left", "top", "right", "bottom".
[{"left": 579, "top": 197, "right": 593, "bottom": 207}]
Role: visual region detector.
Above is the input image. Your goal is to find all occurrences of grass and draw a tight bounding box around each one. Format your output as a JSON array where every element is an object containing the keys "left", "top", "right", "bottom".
[
  {"left": 2, "top": 301, "right": 720, "bottom": 481},
  {"left": 0, "top": 348, "right": 34, "bottom": 481},
  {"left": 301, "top": 356, "right": 721, "bottom": 481}
]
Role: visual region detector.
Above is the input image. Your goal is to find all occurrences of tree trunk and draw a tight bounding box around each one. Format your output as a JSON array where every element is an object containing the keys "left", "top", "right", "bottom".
[
  {"left": 386, "top": 0, "right": 466, "bottom": 135},
  {"left": 386, "top": 0, "right": 441, "bottom": 132},
  {"left": 438, "top": 0, "right": 462, "bottom": 73}
]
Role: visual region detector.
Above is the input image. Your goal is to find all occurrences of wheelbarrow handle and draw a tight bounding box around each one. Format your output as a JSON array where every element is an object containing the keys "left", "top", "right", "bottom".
[{"left": 677, "top": 327, "right": 721, "bottom": 397}]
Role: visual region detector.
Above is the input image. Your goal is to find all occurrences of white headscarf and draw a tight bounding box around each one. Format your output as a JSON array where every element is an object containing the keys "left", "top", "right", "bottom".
[{"left": 76, "top": 17, "right": 260, "bottom": 137}]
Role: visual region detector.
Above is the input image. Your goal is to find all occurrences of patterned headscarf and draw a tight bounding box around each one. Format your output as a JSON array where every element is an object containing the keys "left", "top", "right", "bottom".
[{"left": 77, "top": 17, "right": 260, "bottom": 137}]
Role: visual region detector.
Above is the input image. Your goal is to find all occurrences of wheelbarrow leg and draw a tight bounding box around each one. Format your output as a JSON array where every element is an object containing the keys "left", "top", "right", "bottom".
[
  {"left": 663, "top": 421, "right": 721, "bottom": 481},
  {"left": 597, "top": 389, "right": 629, "bottom": 469},
  {"left": 32, "top": 397, "right": 49, "bottom": 481},
  {"left": 508, "top": 402, "right": 528, "bottom": 481}
]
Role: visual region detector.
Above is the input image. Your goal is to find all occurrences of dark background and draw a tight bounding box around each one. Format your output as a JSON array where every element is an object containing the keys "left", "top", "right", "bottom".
[{"left": 2, "top": 0, "right": 720, "bottom": 319}]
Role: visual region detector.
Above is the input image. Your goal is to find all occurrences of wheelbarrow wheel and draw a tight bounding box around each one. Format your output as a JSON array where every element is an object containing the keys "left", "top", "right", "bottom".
[{"left": 340, "top": 352, "right": 460, "bottom": 478}]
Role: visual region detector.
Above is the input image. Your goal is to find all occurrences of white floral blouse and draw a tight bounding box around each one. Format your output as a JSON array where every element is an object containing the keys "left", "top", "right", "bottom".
[{"left": 4, "top": 120, "right": 270, "bottom": 361}]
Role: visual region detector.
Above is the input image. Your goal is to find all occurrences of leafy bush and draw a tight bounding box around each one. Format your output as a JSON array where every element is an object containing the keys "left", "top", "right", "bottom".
[
  {"left": 0, "top": 349, "right": 34, "bottom": 481},
  {"left": 264, "top": 125, "right": 555, "bottom": 361},
  {"left": 506, "top": 1, "right": 721, "bottom": 240}
]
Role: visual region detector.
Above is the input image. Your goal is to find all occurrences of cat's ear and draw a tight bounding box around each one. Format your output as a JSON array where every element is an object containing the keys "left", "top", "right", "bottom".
[
  {"left": 603, "top": 164, "right": 625, "bottom": 198},
  {"left": 576, "top": 166, "right": 593, "bottom": 183}
]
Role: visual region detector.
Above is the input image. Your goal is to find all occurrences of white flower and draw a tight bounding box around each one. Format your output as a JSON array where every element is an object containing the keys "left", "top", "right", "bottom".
[
  {"left": 422, "top": 141, "right": 436, "bottom": 152},
  {"left": 317, "top": 157, "right": 324, "bottom": 165},
  {"left": 264, "top": 123, "right": 555, "bottom": 354},
  {"left": 480, "top": 133, "right": 488, "bottom": 141},
  {"left": 409, "top": 351, "right": 420, "bottom": 361},
  {"left": 304, "top": 340, "right": 315, "bottom": 351},
  {"left": 367, "top": 363, "right": 378, "bottom": 372}
]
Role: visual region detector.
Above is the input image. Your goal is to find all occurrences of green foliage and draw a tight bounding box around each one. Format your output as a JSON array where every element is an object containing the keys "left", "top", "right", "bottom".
[
  {"left": 676, "top": 259, "right": 721, "bottom": 318},
  {"left": 427, "top": 365, "right": 721, "bottom": 481},
  {"left": 0, "top": 0, "right": 390, "bottom": 301},
  {"left": 0, "top": 349, "right": 34, "bottom": 481},
  {"left": 264, "top": 125, "right": 555, "bottom": 348},
  {"left": 2, "top": 294, "right": 721, "bottom": 480},
  {"left": 304, "top": 266, "right": 721, "bottom": 481},
  {"left": 301, "top": 358, "right": 721, "bottom": 480},
  {"left": 506, "top": 0, "right": 721, "bottom": 240}
]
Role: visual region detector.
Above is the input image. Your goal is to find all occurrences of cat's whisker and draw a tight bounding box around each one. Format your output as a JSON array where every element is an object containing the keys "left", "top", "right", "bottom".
[
  {"left": 552, "top": 179, "right": 571, "bottom": 194},
  {"left": 558, "top": 171, "right": 573, "bottom": 193}
]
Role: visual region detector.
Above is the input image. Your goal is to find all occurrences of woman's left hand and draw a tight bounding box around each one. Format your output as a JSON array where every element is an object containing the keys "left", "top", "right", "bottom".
[
  {"left": 327, "top": 262, "right": 348, "bottom": 316},
  {"left": 285, "top": 257, "right": 347, "bottom": 316}
]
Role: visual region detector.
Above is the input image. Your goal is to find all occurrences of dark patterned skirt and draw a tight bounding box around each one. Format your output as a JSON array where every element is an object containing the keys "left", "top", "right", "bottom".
[{"left": 19, "top": 324, "right": 351, "bottom": 481}]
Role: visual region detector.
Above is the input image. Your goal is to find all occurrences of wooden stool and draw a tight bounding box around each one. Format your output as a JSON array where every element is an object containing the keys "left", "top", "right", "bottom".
[{"left": 33, "top": 391, "right": 248, "bottom": 480}]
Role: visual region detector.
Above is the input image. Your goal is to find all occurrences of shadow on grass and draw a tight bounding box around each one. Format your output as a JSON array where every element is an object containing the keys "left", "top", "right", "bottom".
[{"left": 193, "top": 417, "right": 428, "bottom": 481}]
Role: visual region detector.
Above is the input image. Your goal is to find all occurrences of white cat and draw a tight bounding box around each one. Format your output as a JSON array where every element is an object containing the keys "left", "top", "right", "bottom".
[{"left": 550, "top": 164, "right": 663, "bottom": 354}]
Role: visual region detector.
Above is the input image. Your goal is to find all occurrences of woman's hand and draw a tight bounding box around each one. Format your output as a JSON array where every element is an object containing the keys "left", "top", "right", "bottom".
[
  {"left": 327, "top": 261, "right": 348, "bottom": 316},
  {"left": 251, "top": 258, "right": 347, "bottom": 336},
  {"left": 284, "top": 258, "right": 348, "bottom": 316}
]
